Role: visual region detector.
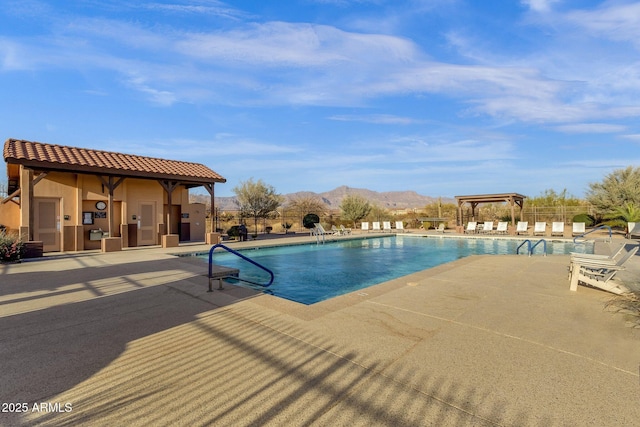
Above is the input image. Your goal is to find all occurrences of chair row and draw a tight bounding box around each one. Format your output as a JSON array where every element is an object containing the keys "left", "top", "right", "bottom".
[
  {"left": 465, "top": 221, "right": 587, "bottom": 236},
  {"left": 361, "top": 221, "right": 407, "bottom": 232}
]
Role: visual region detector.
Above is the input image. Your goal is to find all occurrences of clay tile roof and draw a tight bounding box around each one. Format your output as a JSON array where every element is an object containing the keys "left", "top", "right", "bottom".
[{"left": 3, "top": 138, "right": 226, "bottom": 184}]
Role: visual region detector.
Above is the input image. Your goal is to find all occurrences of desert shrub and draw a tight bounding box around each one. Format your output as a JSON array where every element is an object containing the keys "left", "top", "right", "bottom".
[
  {"left": 572, "top": 213, "right": 595, "bottom": 227},
  {"left": 0, "top": 231, "right": 25, "bottom": 263},
  {"left": 227, "top": 225, "right": 240, "bottom": 238},
  {"left": 302, "top": 213, "right": 320, "bottom": 229}
]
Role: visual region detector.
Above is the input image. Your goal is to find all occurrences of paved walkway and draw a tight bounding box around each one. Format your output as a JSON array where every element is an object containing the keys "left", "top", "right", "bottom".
[{"left": 1, "top": 233, "right": 639, "bottom": 426}]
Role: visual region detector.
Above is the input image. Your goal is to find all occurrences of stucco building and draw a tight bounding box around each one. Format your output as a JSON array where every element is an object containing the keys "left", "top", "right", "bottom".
[{"left": 1, "top": 139, "right": 226, "bottom": 254}]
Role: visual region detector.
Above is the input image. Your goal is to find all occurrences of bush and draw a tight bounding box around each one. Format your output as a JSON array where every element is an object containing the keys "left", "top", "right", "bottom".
[
  {"left": 0, "top": 231, "right": 25, "bottom": 263},
  {"left": 227, "top": 225, "right": 240, "bottom": 238},
  {"left": 572, "top": 213, "right": 595, "bottom": 227},
  {"left": 302, "top": 213, "right": 320, "bottom": 229}
]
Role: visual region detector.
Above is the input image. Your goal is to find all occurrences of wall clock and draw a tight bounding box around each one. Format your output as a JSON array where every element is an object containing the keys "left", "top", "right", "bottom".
[{"left": 96, "top": 201, "right": 107, "bottom": 210}]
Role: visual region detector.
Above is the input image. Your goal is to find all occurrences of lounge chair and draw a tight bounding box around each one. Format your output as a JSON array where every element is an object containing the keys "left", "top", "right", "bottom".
[
  {"left": 533, "top": 222, "right": 546, "bottom": 236},
  {"left": 340, "top": 225, "right": 352, "bottom": 235},
  {"left": 572, "top": 222, "right": 585, "bottom": 236},
  {"left": 465, "top": 221, "right": 477, "bottom": 234},
  {"left": 395, "top": 221, "right": 406, "bottom": 233},
  {"left": 331, "top": 225, "right": 341, "bottom": 235},
  {"left": 569, "top": 245, "right": 638, "bottom": 294},
  {"left": 480, "top": 221, "right": 494, "bottom": 234},
  {"left": 516, "top": 221, "right": 528, "bottom": 235},
  {"left": 372, "top": 221, "right": 381, "bottom": 232},
  {"left": 495, "top": 221, "right": 508, "bottom": 234},
  {"left": 382, "top": 221, "right": 392, "bottom": 233},
  {"left": 569, "top": 243, "right": 632, "bottom": 277},
  {"left": 314, "top": 223, "right": 330, "bottom": 236},
  {"left": 361, "top": 222, "right": 369, "bottom": 232},
  {"left": 551, "top": 222, "right": 564, "bottom": 237},
  {"left": 628, "top": 222, "right": 640, "bottom": 239},
  {"left": 436, "top": 223, "right": 445, "bottom": 233}
]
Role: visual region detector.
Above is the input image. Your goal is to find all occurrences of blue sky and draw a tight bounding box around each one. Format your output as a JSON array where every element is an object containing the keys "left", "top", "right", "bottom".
[{"left": 1, "top": 0, "right": 639, "bottom": 198}]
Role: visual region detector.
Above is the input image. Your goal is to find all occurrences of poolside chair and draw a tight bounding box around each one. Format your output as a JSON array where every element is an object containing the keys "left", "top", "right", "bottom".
[
  {"left": 465, "top": 221, "right": 477, "bottom": 234},
  {"left": 314, "top": 223, "right": 330, "bottom": 236},
  {"left": 572, "top": 222, "right": 585, "bottom": 236},
  {"left": 533, "top": 222, "right": 546, "bottom": 236},
  {"left": 372, "top": 221, "right": 381, "bottom": 232},
  {"left": 331, "top": 225, "right": 341, "bottom": 235},
  {"left": 495, "top": 221, "right": 508, "bottom": 234},
  {"left": 628, "top": 222, "right": 640, "bottom": 239},
  {"left": 436, "top": 223, "right": 445, "bottom": 233},
  {"left": 480, "top": 221, "right": 493, "bottom": 234},
  {"left": 568, "top": 243, "right": 633, "bottom": 278},
  {"left": 516, "top": 221, "right": 528, "bottom": 235},
  {"left": 361, "top": 222, "right": 369, "bottom": 233},
  {"left": 395, "top": 221, "right": 406, "bottom": 233},
  {"left": 551, "top": 222, "right": 564, "bottom": 237},
  {"left": 340, "top": 225, "right": 352, "bottom": 235},
  {"left": 569, "top": 245, "right": 638, "bottom": 294},
  {"left": 382, "top": 221, "right": 392, "bottom": 233}
]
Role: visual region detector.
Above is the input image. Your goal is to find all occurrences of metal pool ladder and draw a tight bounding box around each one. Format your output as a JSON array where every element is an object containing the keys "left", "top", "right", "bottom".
[
  {"left": 573, "top": 225, "right": 612, "bottom": 244},
  {"left": 207, "top": 243, "right": 274, "bottom": 292},
  {"left": 517, "top": 239, "right": 547, "bottom": 256}
]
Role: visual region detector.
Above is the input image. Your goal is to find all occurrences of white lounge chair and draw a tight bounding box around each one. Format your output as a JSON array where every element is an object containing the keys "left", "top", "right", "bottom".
[
  {"left": 551, "top": 222, "right": 564, "bottom": 237},
  {"left": 382, "top": 221, "right": 392, "bottom": 233},
  {"left": 628, "top": 222, "right": 640, "bottom": 239},
  {"left": 496, "top": 221, "right": 508, "bottom": 234},
  {"left": 314, "top": 223, "right": 330, "bottom": 236},
  {"left": 372, "top": 222, "right": 381, "bottom": 232},
  {"left": 340, "top": 225, "right": 352, "bottom": 235},
  {"left": 569, "top": 245, "right": 638, "bottom": 294},
  {"left": 361, "top": 222, "right": 369, "bottom": 232},
  {"left": 465, "top": 221, "right": 477, "bottom": 234},
  {"left": 533, "top": 222, "right": 546, "bottom": 236},
  {"left": 569, "top": 243, "right": 632, "bottom": 277},
  {"left": 331, "top": 225, "right": 341, "bottom": 235},
  {"left": 516, "top": 221, "right": 528, "bottom": 235},
  {"left": 436, "top": 223, "right": 445, "bottom": 233},
  {"left": 572, "top": 222, "right": 585, "bottom": 236},
  {"left": 481, "top": 221, "right": 494, "bottom": 234},
  {"left": 395, "top": 221, "right": 405, "bottom": 233}
]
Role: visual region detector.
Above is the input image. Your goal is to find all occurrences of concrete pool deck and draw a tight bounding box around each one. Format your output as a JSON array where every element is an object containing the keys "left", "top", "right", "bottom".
[{"left": 1, "top": 233, "right": 639, "bottom": 426}]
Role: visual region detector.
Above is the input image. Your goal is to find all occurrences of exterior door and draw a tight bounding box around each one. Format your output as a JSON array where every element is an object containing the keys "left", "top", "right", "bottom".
[
  {"left": 35, "top": 198, "right": 60, "bottom": 252},
  {"left": 138, "top": 202, "right": 156, "bottom": 246}
]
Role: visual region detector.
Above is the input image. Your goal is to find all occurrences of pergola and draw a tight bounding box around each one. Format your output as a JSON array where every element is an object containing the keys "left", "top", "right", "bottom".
[{"left": 455, "top": 193, "right": 526, "bottom": 227}]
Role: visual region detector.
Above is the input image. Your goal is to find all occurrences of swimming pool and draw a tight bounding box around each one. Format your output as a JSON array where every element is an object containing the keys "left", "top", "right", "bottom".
[{"left": 201, "top": 236, "right": 591, "bottom": 305}]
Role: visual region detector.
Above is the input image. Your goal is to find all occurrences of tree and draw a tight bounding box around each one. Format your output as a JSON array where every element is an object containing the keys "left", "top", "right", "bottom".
[
  {"left": 586, "top": 166, "right": 640, "bottom": 215},
  {"left": 339, "top": 195, "right": 371, "bottom": 228},
  {"left": 286, "top": 195, "right": 327, "bottom": 217},
  {"left": 603, "top": 202, "right": 640, "bottom": 230},
  {"left": 233, "top": 178, "right": 283, "bottom": 237},
  {"left": 528, "top": 188, "right": 582, "bottom": 207}
]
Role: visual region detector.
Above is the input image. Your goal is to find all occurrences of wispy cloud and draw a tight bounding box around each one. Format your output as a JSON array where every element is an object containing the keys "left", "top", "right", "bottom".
[
  {"left": 328, "top": 114, "right": 422, "bottom": 124},
  {"left": 520, "top": 0, "right": 560, "bottom": 13},
  {"left": 553, "top": 123, "right": 627, "bottom": 134}
]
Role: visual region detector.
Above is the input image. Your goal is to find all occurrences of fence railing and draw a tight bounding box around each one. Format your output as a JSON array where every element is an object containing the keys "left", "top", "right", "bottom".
[{"left": 207, "top": 204, "right": 597, "bottom": 234}]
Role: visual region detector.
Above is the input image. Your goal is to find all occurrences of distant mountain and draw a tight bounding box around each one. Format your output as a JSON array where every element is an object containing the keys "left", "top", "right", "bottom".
[{"left": 191, "top": 186, "right": 452, "bottom": 211}]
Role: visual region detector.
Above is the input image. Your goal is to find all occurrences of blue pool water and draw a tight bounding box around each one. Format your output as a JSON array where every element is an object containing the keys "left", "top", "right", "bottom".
[{"left": 202, "top": 236, "right": 591, "bottom": 305}]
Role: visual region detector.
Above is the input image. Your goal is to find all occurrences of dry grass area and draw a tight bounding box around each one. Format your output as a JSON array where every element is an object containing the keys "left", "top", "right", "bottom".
[{"left": 605, "top": 291, "right": 640, "bottom": 328}]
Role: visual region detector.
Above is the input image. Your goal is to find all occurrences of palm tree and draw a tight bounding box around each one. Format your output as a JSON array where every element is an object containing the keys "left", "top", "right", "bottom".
[{"left": 603, "top": 202, "right": 640, "bottom": 231}]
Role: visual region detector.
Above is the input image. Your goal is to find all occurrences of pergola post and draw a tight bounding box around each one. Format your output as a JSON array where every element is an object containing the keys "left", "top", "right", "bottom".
[
  {"left": 159, "top": 180, "right": 180, "bottom": 235},
  {"left": 98, "top": 176, "right": 125, "bottom": 238}
]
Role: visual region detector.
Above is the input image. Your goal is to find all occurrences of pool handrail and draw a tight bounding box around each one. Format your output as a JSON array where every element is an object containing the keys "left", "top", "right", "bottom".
[
  {"left": 573, "top": 225, "right": 612, "bottom": 244},
  {"left": 517, "top": 239, "right": 547, "bottom": 256},
  {"left": 208, "top": 243, "right": 274, "bottom": 288}
]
